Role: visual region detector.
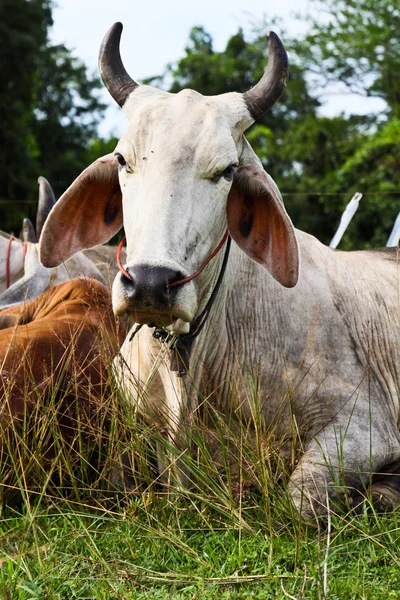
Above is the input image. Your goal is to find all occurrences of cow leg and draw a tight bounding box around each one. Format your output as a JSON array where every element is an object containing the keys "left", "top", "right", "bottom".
[
  {"left": 288, "top": 418, "right": 400, "bottom": 521},
  {"left": 288, "top": 447, "right": 343, "bottom": 521},
  {"left": 114, "top": 325, "right": 189, "bottom": 487}
]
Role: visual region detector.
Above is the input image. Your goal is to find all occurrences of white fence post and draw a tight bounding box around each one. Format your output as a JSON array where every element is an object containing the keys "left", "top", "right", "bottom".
[
  {"left": 329, "top": 193, "right": 362, "bottom": 249},
  {"left": 387, "top": 212, "right": 400, "bottom": 247}
]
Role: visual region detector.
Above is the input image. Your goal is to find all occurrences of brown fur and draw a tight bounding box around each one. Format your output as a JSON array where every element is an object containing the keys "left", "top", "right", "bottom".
[{"left": 0, "top": 278, "right": 126, "bottom": 492}]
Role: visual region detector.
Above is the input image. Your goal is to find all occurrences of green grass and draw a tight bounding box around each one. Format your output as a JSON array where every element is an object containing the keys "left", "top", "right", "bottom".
[
  {"left": 0, "top": 497, "right": 399, "bottom": 599},
  {"left": 0, "top": 350, "right": 399, "bottom": 599}
]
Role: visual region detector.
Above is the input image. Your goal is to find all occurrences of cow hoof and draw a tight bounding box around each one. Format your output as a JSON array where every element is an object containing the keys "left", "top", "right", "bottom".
[
  {"left": 352, "top": 482, "right": 400, "bottom": 514},
  {"left": 288, "top": 480, "right": 339, "bottom": 524},
  {"left": 370, "top": 483, "right": 400, "bottom": 512}
]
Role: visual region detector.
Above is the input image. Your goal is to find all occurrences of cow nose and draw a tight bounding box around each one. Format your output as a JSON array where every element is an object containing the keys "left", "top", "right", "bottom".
[{"left": 121, "top": 265, "right": 184, "bottom": 307}]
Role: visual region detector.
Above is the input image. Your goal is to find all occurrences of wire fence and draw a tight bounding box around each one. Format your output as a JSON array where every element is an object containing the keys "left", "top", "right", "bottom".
[
  {"left": 282, "top": 191, "right": 400, "bottom": 196},
  {"left": 1, "top": 191, "right": 399, "bottom": 247},
  {"left": 0, "top": 199, "right": 43, "bottom": 205},
  {"left": 2, "top": 190, "right": 400, "bottom": 204}
]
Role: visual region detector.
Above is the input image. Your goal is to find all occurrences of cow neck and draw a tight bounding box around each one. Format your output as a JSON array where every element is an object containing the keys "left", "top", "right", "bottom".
[
  {"left": 6, "top": 236, "right": 27, "bottom": 289},
  {"left": 129, "top": 234, "right": 232, "bottom": 377}
]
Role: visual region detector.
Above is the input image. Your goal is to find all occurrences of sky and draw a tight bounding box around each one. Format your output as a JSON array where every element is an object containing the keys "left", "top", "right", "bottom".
[{"left": 50, "top": 0, "right": 386, "bottom": 137}]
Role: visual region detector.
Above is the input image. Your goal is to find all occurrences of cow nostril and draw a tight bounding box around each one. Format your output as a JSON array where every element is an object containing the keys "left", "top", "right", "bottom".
[{"left": 121, "top": 271, "right": 135, "bottom": 286}]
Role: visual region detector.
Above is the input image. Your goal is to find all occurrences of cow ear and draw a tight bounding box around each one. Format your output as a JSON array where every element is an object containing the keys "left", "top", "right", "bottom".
[
  {"left": 40, "top": 154, "right": 122, "bottom": 267},
  {"left": 227, "top": 164, "right": 299, "bottom": 288}
]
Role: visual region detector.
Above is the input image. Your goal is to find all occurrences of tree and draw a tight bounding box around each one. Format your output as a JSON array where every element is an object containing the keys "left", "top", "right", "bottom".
[
  {"left": 0, "top": 0, "right": 51, "bottom": 203},
  {"left": 295, "top": 0, "right": 400, "bottom": 118},
  {"left": 289, "top": 0, "right": 400, "bottom": 246},
  {"left": 32, "top": 43, "right": 106, "bottom": 199},
  {"left": 0, "top": 0, "right": 106, "bottom": 233},
  {"left": 329, "top": 119, "right": 400, "bottom": 248}
]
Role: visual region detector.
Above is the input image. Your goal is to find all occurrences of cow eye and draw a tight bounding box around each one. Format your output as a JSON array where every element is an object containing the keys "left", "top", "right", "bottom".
[
  {"left": 221, "top": 163, "right": 238, "bottom": 181},
  {"left": 212, "top": 163, "right": 238, "bottom": 183},
  {"left": 115, "top": 152, "right": 127, "bottom": 167}
]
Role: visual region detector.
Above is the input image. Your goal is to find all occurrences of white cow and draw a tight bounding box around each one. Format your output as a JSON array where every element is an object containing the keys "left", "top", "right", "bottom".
[
  {"left": 0, "top": 177, "right": 104, "bottom": 308},
  {"left": 0, "top": 177, "right": 127, "bottom": 307},
  {"left": 0, "top": 231, "right": 26, "bottom": 292},
  {"left": 40, "top": 23, "right": 400, "bottom": 520},
  {"left": 0, "top": 175, "right": 62, "bottom": 293}
]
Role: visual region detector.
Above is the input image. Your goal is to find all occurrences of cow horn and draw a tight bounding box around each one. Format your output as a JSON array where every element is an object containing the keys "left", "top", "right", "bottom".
[
  {"left": 37, "top": 176, "right": 56, "bottom": 239},
  {"left": 22, "top": 218, "right": 37, "bottom": 243},
  {"left": 243, "top": 32, "right": 289, "bottom": 121},
  {"left": 99, "top": 22, "right": 139, "bottom": 107}
]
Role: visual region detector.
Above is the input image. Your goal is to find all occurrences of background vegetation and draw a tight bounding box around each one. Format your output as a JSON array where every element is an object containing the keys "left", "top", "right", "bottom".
[
  {"left": 1, "top": 0, "right": 399, "bottom": 246},
  {"left": 0, "top": 0, "right": 105, "bottom": 232}
]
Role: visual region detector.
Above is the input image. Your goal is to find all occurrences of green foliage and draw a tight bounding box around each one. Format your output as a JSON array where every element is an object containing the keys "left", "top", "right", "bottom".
[
  {"left": 31, "top": 43, "right": 106, "bottom": 198},
  {"left": 2, "top": 1, "right": 400, "bottom": 248},
  {"left": 0, "top": 380, "right": 400, "bottom": 598},
  {"left": 332, "top": 119, "right": 400, "bottom": 247},
  {"left": 296, "top": 0, "right": 400, "bottom": 116},
  {"left": 0, "top": 484, "right": 399, "bottom": 598},
  {"left": 0, "top": 0, "right": 106, "bottom": 233},
  {"left": 288, "top": 0, "right": 400, "bottom": 246},
  {"left": 266, "top": 114, "right": 370, "bottom": 243},
  {"left": 0, "top": 0, "right": 52, "bottom": 202}
]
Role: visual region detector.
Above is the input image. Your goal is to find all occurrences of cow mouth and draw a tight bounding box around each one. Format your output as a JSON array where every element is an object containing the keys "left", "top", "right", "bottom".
[
  {"left": 126, "top": 309, "right": 175, "bottom": 326},
  {"left": 114, "top": 304, "right": 193, "bottom": 327}
]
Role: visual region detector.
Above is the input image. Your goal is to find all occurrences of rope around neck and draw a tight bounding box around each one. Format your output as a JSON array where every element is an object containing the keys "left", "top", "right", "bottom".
[
  {"left": 128, "top": 235, "right": 232, "bottom": 376},
  {"left": 117, "top": 231, "right": 231, "bottom": 376}
]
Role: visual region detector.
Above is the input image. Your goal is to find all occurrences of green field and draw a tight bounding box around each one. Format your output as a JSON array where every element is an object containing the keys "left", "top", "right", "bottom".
[
  {"left": 0, "top": 377, "right": 399, "bottom": 600},
  {"left": 1, "top": 498, "right": 399, "bottom": 599}
]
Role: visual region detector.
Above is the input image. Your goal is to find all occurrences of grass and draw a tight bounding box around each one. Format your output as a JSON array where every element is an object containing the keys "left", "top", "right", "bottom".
[
  {"left": 1, "top": 497, "right": 399, "bottom": 599},
  {"left": 0, "top": 342, "right": 399, "bottom": 599}
]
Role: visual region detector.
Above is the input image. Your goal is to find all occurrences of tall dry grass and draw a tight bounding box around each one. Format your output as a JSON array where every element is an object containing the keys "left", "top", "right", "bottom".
[
  {"left": 0, "top": 330, "right": 302, "bottom": 522},
  {"left": 1, "top": 322, "right": 399, "bottom": 529},
  {"left": 1, "top": 334, "right": 400, "bottom": 599}
]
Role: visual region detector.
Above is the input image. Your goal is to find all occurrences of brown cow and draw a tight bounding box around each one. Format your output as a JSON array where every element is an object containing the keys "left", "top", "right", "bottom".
[{"left": 0, "top": 277, "right": 125, "bottom": 497}]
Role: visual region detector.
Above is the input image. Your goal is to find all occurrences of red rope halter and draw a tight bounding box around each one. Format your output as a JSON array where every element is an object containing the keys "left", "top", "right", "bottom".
[
  {"left": 116, "top": 230, "right": 229, "bottom": 288},
  {"left": 116, "top": 236, "right": 131, "bottom": 281},
  {"left": 6, "top": 235, "right": 27, "bottom": 289}
]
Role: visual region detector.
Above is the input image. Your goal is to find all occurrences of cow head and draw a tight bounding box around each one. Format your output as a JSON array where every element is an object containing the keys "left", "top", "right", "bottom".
[
  {"left": 40, "top": 23, "right": 299, "bottom": 329},
  {"left": 0, "top": 177, "right": 55, "bottom": 294},
  {"left": 0, "top": 178, "right": 104, "bottom": 309}
]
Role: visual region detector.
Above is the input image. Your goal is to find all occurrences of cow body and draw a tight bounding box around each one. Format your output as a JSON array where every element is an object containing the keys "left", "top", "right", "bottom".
[
  {"left": 116, "top": 233, "right": 400, "bottom": 515},
  {"left": 0, "top": 278, "right": 125, "bottom": 491},
  {"left": 39, "top": 22, "right": 400, "bottom": 518},
  {"left": 0, "top": 233, "right": 124, "bottom": 304},
  {"left": 0, "top": 232, "right": 25, "bottom": 292},
  {"left": 0, "top": 235, "right": 105, "bottom": 307}
]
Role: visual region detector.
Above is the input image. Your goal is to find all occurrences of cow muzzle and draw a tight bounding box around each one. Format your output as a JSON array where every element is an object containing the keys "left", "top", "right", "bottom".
[{"left": 112, "top": 264, "right": 197, "bottom": 325}]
